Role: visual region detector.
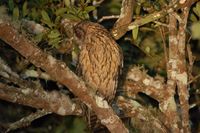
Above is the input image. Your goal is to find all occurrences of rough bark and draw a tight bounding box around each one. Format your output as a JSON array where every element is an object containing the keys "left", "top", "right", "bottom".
[{"left": 0, "top": 21, "right": 128, "bottom": 133}]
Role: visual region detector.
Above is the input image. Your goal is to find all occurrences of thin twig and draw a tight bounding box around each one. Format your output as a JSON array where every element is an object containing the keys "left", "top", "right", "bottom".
[
  {"left": 98, "top": 15, "right": 120, "bottom": 23},
  {"left": 159, "top": 26, "right": 168, "bottom": 70},
  {"left": 154, "top": 21, "right": 169, "bottom": 27},
  {"left": 188, "top": 74, "right": 200, "bottom": 85},
  {"left": 6, "top": 110, "right": 51, "bottom": 133}
]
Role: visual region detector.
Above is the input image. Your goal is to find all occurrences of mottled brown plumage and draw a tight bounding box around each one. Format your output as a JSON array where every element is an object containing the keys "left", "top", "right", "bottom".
[{"left": 74, "top": 21, "right": 123, "bottom": 101}]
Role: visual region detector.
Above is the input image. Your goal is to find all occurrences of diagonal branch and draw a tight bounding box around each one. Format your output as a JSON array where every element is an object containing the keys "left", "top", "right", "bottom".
[
  {"left": 112, "top": 0, "right": 199, "bottom": 40},
  {"left": 111, "top": 0, "right": 135, "bottom": 40},
  {"left": 127, "top": 0, "right": 198, "bottom": 31},
  {"left": 0, "top": 82, "right": 81, "bottom": 116},
  {"left": 0, "top": 21, "right": 128, "bottom": 133},
  {"left": 5, "top": 109, "right": 51, "bottom": 133}
]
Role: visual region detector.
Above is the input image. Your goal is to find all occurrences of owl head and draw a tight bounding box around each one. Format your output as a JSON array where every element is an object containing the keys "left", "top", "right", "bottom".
[{"left": 73, "top": 21, "right": 107, "bottom": 42}]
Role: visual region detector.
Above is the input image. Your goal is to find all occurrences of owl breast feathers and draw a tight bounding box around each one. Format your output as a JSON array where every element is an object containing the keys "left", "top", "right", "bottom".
[{"left": 74, "top": 21, "right": 123, "bottom": 101}]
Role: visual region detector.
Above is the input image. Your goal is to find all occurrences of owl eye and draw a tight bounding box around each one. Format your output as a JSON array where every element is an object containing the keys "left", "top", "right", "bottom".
[{"left": 74, "top": 27, "right": 85, "bottom": 40}]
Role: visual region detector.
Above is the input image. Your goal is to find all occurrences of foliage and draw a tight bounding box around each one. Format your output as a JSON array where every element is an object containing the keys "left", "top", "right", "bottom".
[
  {"left": 190, "top": 2, "right": 200, "bottom": 40},
  {"left": 5, "top": 0, "right": 96, "bottom": 48}
]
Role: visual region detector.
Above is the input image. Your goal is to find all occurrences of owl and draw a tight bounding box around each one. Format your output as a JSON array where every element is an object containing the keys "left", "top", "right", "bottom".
[{"left": 74, "top": 21, "right": 123, "bottom": 102}]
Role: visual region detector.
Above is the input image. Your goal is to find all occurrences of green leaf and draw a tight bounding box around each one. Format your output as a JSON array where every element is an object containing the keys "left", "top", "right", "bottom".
[
  {"left": 193, "top": 2, "right": 200, "bottom": 17},
  {"left": 135, "top": 4, "right": 141, "bottom": 15},
  {"left": 41, "top": 10, "right": 55, "bottom": 28},
  {"left": 189, "top": 13, "right": 198, "bottom": 22},
  {"left": 30, "top": 8, "right": 39, "bottom": 21},
  {"left": 153, "top": 2, "right": 161, "bottom": 11},
  {"left": 34, "top": 33, "right": 44, "bottom": 42},
  {"left": 8, "top": 0, "right": 14, "bottom": 11},
  {"left": 78, "top": 11, "right": 89, "bottom": 19},
  {"left": 64, "top": 0, "right": 70, "bottom": 7},
  {"left": 68, "top": 6, "right": 78, "bottom": 14},
  {"left": 41, "top": 20, "right": 55, "bottom": 28},
  {"left": 49, "top": 37, "right": 61, "bottom": 48},
  {"left": 63, "top": 14, "right": 81, "bottom": 21},
  {"left": 145, "top": 46, "right": 151, "bottom": 53},
  {"left": 86, "top": 0, "right": 91, "bottom": 4},
  {"left": 55, "top": 16, "right": 61, "bottom": 25},
  {"left": 132, "top": 26, "right": 139, "bottom": 40},
  {"left": 41, "top": 10, "right": 51, "bottom": 23},
  {"left": 55, "top": 8, "right": 67, "bottom": 16},
  {"left": 47, "top": 29, "right": 61, "bottom": 39},
  {"left": 80, "top": 0, "right": 85, "bottom": 5},
  {"left": 72, "top": 47, "right": 79, "bottom": 64},
  {"left": 84, "top": 6, "right": 96, "bottom": 13},
  {"left": 22, "top": 1, "right": 28, "bottom": 17},
  {"left": 191, "top": 21, "right": 200, "bottom": 40},
  {"left": 13, "top": 7, "right": 19, "bottom": 20}
]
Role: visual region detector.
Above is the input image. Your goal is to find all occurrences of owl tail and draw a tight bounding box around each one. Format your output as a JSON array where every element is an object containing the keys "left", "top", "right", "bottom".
[{"left": 83, "top": 105, "right": 109, "bottom": 133}]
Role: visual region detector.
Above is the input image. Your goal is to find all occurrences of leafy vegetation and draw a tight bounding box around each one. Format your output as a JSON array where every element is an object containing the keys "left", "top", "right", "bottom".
[{"left": 4, "top": 0, "right": 96, "bottom": 48}]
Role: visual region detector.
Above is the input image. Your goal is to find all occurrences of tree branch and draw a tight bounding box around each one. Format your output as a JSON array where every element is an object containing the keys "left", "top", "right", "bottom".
[
  {"left": 0, "top": 83, "right": 81, "bottom": 116},
  {"left": 175, "top": 4, "right": 190, "bottom": 132},
  {"left": 5, "top": 109, "right": 51, "bottom": 133},
  {"left": 117, "top": 97, "right": 169, "bottom": 133},
  {"left": 111, "top": 0, "right": 199, "bottom": 40},
  {"left": 111, "top": 0, "right": 135, "bottom": 40},
  {"left": 0, "top": 21, "right": 128, "bottom": 133}
]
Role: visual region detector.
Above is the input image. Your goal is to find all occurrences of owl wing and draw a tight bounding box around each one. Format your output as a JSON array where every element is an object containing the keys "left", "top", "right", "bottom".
[{"left": 77, "top": 26, "right": 123, "bottom": 101}]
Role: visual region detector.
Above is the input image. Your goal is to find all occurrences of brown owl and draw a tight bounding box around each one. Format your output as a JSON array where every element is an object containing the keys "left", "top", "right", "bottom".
[{"left": 74, "top": 21, "right": 123, "bottom": 102}]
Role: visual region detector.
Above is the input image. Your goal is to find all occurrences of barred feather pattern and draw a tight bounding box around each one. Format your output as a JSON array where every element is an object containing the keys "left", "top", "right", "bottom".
[{"left": 74, "top": 21, "right": 123, "bottom": 101}]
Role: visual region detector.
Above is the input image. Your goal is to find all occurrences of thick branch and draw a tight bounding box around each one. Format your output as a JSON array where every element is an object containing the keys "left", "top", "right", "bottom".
[
  {"left": 123, "top": 66, "right": 180, "bottom": 131},
  {"left": 117, "top": 97, "right": 169, "bottom": 133},
  {"left": 162, "top": 1, "right": 180, "bottom": 131},
  {"left": 0, "top": 83, "right": 81, "bottom": 116},
  {"left": 175, "top": 5, "right": 190, "bottom": 132},
  {"left": 163, "top": 0, "right": 192, "bottom": 132},
  {"left": 124, "top": 66, "right": 168, "bottom": 102},
  {"left": 0, "top": 21, "right": 128, "bottom": 133},
  {"left": 111, "top": 0, "right": 135, "bottom": 39}
]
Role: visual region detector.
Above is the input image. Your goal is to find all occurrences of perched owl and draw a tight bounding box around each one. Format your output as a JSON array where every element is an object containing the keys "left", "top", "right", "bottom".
[{"left": 74, "top": 21, "right": 123, "bottom": 102}]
